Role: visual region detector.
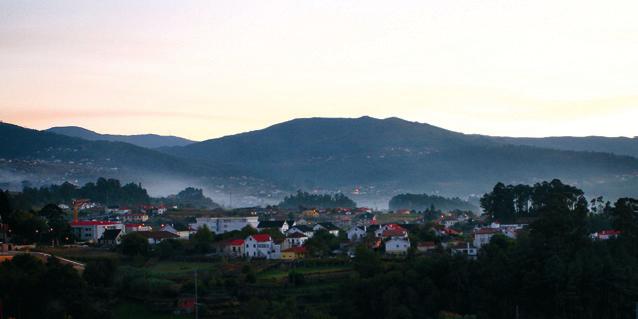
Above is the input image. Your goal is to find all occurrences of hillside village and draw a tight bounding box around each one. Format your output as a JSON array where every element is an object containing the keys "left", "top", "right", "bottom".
[
  {"left": 0, "top": 179, "right": 630, "bottom": 319},
  {"left": 4, "top": 197, "right": 620, "bottom": 262}
]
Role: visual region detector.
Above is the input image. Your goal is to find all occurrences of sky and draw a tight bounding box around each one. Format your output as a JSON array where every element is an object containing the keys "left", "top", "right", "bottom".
[{"left": 1, "top": 0, "right": 637, "bottom": 141}]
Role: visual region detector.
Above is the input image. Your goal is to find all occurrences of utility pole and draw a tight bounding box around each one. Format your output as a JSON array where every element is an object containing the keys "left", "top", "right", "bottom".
[{"left": 195, "top": 270, "right": 198, "bottom": 319}]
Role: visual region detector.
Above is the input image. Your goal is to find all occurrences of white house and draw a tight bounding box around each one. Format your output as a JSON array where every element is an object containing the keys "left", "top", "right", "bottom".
[
  {"left": 451, "top": 242, "right": 478, "bottom": 259},
  {"left": 347, "top": 226, "right": 367, "bottom": 241},
  {"left": 122, "top": 213, "right": 149, "bottom": 223},
  {"left": 190, "top": 216, "right": 259, "bottom": 234},
  {"left": 257, "top": 220, "right": 290, "bottom": 234},
  {"left": 138, "top": 231, "right": 180, "bottom": 245},
  {"left": 441, "top": 216, "right": 460, "bottom": 228},
  {"left": 70, "top": 221, "right": 125, "bottom": 243},
  {"left": 287, "top": 225, "right": 315, "bottom": 238},
  {"left": 244, "top": 234, "right": 279, "bottom": 259},
  {"left": 283, "top": 232, "right": 309, "bottom": 249},
  {"left": 385, "top": 237, "right": 411, "bottom": 254},
  {"left": 222, "top": 239, "right": 245, "bottom": 257},
  {"left": 473, "top": 228, "right": 500, "bottom": 248},
  {"left": 313, "top": 222, "right": 340, "bottom": 236},
  {"left": 160, "top": 224, "right": 193, "bottom": 240}
]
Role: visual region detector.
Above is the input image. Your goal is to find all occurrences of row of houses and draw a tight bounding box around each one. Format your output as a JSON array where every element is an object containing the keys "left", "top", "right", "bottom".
[
  {"left": 212, "top": 221, "right": 344, "bottom": 260},
  {"left": 217, "top": 234, "right": 307, "bottom": 260},
  {"left": 70, "top": 220, "right": 193, "bottom": 246}
]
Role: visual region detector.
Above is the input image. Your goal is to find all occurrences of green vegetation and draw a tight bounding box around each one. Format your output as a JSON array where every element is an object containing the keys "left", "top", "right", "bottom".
[
  {"left": 113, "top": 302, "right": 188, "bottom": 319},
  {"left": 3, "top": 179, "right": 638, "bottom": 319},
  {"left": 389, "top": 193, "right": 477, "bottom": 212},
  {"left": 14, "top": 177, "right": 150, "bottom": 209},
  {"left": 279, "top": 191, "right": 356, "bottom": 209},
  {"left": 155, "top": 187, "right": 220, "bottom": 209},
  {"left": 337, "top": 180, "right": 638, "bottom": 319}
]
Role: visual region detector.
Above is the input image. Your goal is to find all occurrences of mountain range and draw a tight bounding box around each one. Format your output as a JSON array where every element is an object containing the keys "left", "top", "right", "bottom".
[
  {"left": 46, "top": 126, "right": 194, "bottom": 148},
  {"left": 1, "top": 117, "right": 637, "bottom": 206}
]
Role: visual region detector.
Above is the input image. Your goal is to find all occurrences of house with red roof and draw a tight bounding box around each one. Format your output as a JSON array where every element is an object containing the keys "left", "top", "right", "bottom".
[
  {"left": 283, "top": 232, "right": 309, "bottom": 250},
  {"left": 591, "top": 229, "right": 622, "bottom": 240},
  {"left": 244, "top": 234, "right": 280, "bottom": 259},
  {"left": 385, "top": 236, "right": 411, "bottom": 255},
  {"left": 417, "top": 241, "right": 437, "bottom": 253},
  {"left": 281, "top": 246, "right": 306, "bottom": 260},
  {"left": 221, "top": 239, "right": 245, "bottom": 257},
  {"left": 375, "top": 224, "right": 408, "bottom": 239},
  {"left": 70, "top": 220, "right": 124, "bottom": 243}
]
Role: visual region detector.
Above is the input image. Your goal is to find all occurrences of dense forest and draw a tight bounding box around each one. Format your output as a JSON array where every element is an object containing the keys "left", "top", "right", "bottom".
[
  {"left": 11, "top": 177, "right": 150, "bottom": 209},
  {"left": 389, "top": 193, "right": 477, "bottom": 212},
  {"left": 337, "top": 180, "right": 638, "bottom": 319},
  {"left": 278, "top": 191, "right": 357, "bottom": 209},
  {"left": 154, "top": 187, "right": 220, "bottom": 209}
]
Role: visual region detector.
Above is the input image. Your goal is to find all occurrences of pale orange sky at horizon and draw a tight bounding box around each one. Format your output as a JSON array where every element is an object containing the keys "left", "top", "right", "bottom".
[{"left": 1, "top": 0, "right": 637, "bottom": 141}]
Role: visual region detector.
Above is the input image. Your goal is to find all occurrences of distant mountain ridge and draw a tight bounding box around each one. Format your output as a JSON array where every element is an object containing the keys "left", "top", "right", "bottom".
[
  {"left": 2, "top": 117, "right": 638, "bottom": 203},
  {"left": 161, "top": 116, "right": 638, "bottom": 199},
  {"left": 46, "top": 126, "right": 194, "bottom": 148},
  {"left": 488, "top": 136, "right": 638, "bottom": 158},
  {"left": 0, "top": 122, "right": 217, "bottom": 188}
]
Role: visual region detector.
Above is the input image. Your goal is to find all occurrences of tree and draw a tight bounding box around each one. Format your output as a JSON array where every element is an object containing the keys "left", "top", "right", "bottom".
[
  {"left": 0, "top": 189, "right": 13, "bottom": 224},
  {"left": 83, "top": 258, "right": 117, "bottom": 287},
  {"left": 304, "top": 229, "right": 339, "bottom": 257},
  {"left": 0, "top": 254, "right": 93, "bottom": 319},
  {"left": 39, "top": 204, "right": 71, "bottom": 245},
  {"left": 610, "top": 198, "right": 638, "bottom": 238},
  {"left": 353, "top": 244, "right": 383, "bottom": 278},
  {"left": 119, "top": 232, "right": 150, "bottom": 256},
  {"left": 192, "top": 225, "right": 214, "bottom": 253},
  {"left": 156, "top": 239, "right": 183, "bottom": 259},
  {"left": 279, "top": 191, "right": 357, "bottom": 209}
]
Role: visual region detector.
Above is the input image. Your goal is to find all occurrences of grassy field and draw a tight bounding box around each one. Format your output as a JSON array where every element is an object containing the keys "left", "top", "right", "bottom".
[
  {"left": 36, "top": 246, "right": 120, "bottom": 261},
  {"left": 113, "top": 302, "right": 189, "bottom": 319},
  {"left": 146, "top": 261, "right": 219, "bottom": 275},
  {"left": 257, "top": 264, "right": 352, "bottom": 281}
]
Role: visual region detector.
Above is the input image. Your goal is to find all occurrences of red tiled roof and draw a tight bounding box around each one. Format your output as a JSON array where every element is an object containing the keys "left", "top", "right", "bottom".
[
  {"left": 444, "top": 228, "right": 461, "bottom": 235},
  {"left": 418, "top": 241, "right": 436, "bottom": 247},
  {"left": 71, "top": 221, "right": 121, "bottom": 226},
  {"left": 228, "top": 239, "right": 245, "bottom": 246},
  {"left": 251, "top": 234, "right": 272, "bottom": 242},
  {"left": 385, "top": 223, "right": 405, "bottom": 230},
  {"left": 382, "top": 229, "right": 407, "bottom": 237}
]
